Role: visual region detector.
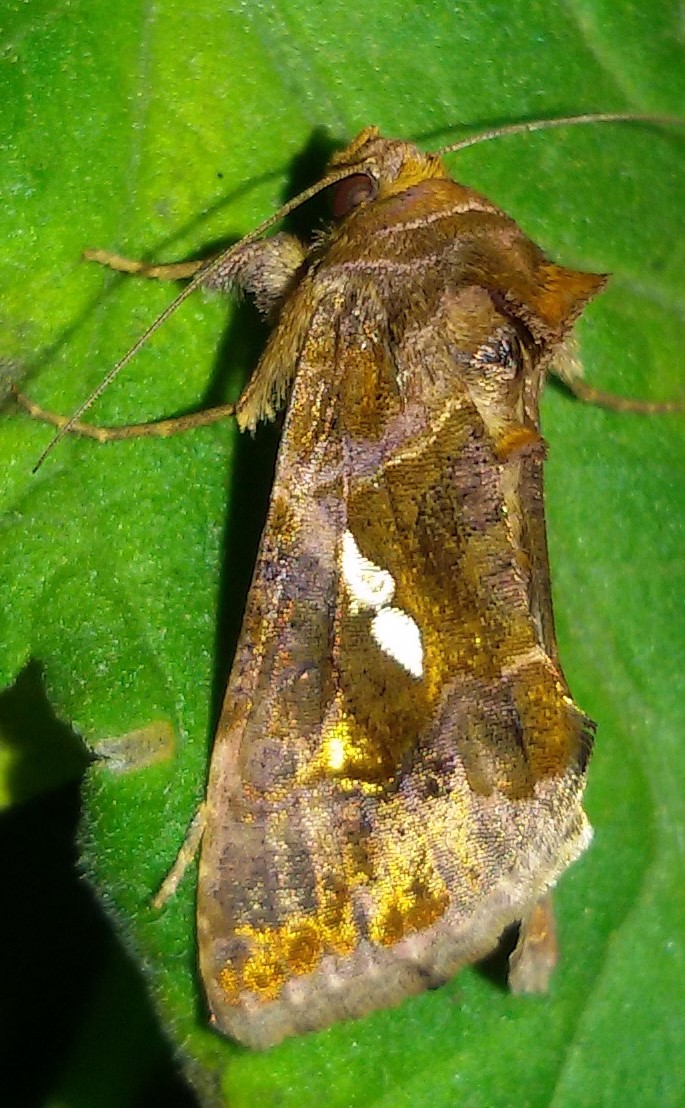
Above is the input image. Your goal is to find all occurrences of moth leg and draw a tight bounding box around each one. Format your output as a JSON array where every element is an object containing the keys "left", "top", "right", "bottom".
[
  {"left": 83, "top": 249, "right": 203, "bottom": 281},
  {"left": 200, "top": 232, "right": 307, "bottom": 316},
  {"left": 558, "top": 375, "right": 682, "bottom": 414},
  {"left": 85, "top": 231, "right": 307, "bottom": 317},
  {"left": 553, "top": 346, "right": 682, "bottom": 414},
  {"left": 12, "top": 386, "right": 236, "bottom": 441},
  {"left": 14, "top": 234, "right": 308, "bottom": 445},
  {"left": 508, "top": 893, "right": 558, "bottom": 994},
  {"left": 151, "top": 803, "right": 206, "bottom": 910}
]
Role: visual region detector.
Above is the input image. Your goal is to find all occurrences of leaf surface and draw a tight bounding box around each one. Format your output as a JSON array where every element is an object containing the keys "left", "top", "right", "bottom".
[{"left": 1, "top": 2, "right": 684, "bottom": 1104}]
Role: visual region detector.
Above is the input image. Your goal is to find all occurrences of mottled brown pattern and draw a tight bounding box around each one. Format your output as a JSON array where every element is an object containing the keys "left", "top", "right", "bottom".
[{"left": 197, "top": 128, "right": 603, "bottom": 1049}]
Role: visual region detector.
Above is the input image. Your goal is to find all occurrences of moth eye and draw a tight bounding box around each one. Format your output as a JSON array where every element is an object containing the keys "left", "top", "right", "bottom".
[{"left": 332, "top": 173, "right": 377, "bottom": 217}]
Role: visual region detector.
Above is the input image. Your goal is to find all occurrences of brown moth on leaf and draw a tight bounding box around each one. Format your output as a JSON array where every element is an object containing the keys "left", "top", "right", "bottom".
[
  {"left": 15, "top": 115, "right": 681, "bottom": 1050},
  {"left": 196, "top": 126, "right": 600, "bottom": 1050}
]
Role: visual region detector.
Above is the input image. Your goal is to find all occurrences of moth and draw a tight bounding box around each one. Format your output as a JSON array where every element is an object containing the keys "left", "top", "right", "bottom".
[{"left": 16, "top": 114, "right": 680, "bottom": 1051}]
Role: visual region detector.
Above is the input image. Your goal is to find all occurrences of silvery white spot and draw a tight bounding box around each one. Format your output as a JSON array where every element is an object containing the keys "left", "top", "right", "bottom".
[
  {"left": 341, "top": 530, "right": 424, "bottom": 679},
  {"left": 342, "top": 530, "right": 395, "bottom": 613},
  {"left": 371, "top": 606, "right": 424, "bottom": 678}
]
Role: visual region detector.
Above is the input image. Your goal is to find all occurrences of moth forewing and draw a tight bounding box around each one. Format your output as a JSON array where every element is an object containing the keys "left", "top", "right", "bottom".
[{"left": 196, "top": 130, "right": 600, "bottom": 1049}]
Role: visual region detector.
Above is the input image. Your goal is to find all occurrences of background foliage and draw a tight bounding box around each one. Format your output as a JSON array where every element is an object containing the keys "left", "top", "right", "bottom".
[{"left": 1, "top": 1, "right": 684, "bottom": 1105}]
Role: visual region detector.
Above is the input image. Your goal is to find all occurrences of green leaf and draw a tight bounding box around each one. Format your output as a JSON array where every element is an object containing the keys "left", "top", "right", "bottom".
[{"left": 1, "top": 1, "right": 683, "bottom": 1105}]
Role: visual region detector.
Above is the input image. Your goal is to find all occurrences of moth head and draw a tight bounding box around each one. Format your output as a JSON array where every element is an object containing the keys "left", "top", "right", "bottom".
[{"left": 327, "top": 126, "right": 448, "bottom": 216}]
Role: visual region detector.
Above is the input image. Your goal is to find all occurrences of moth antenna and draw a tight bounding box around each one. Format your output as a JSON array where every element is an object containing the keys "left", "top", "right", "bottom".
[
  {"left": 435, "top": 112, "right": 684, "bottom": 156},
  {"left": 34, "top": 162, "right": 369, "bottom": 470}
]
